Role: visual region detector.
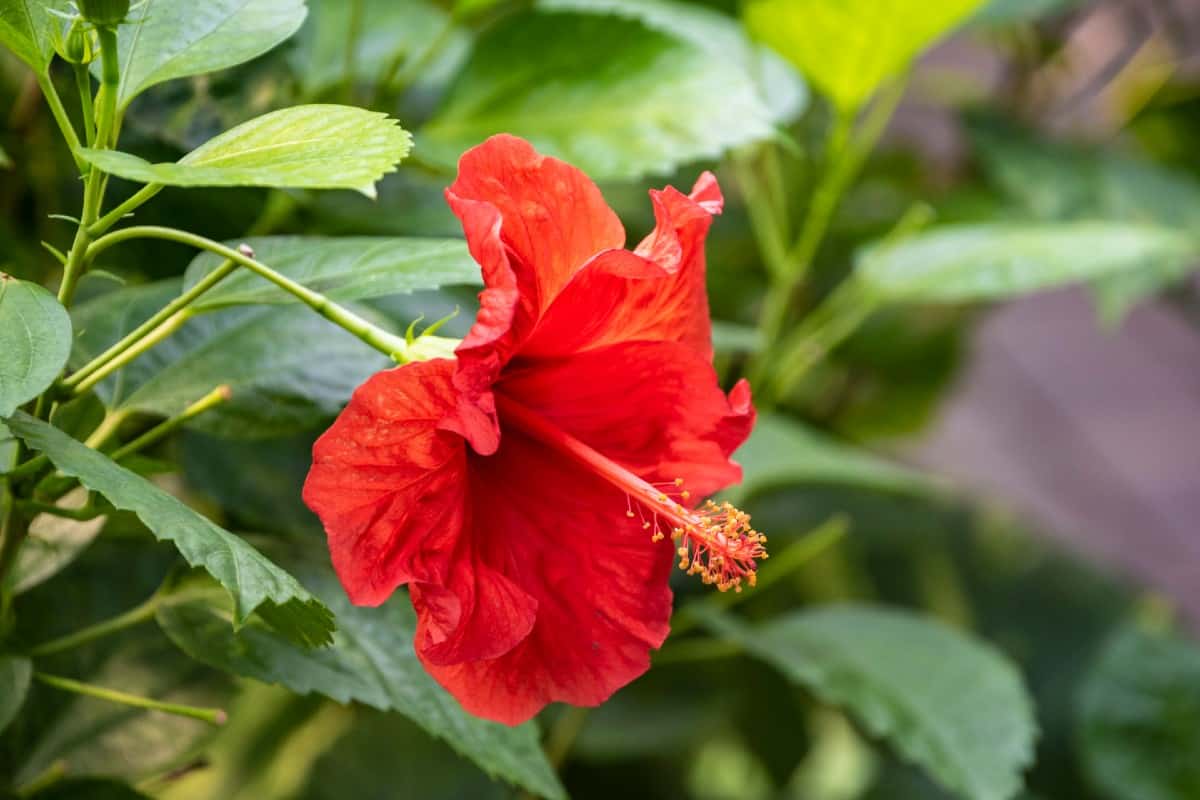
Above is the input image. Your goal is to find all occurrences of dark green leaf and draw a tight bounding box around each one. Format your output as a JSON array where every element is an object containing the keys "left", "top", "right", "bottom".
[
  {"left": 0, "top": 654, "right": 31, "bottom": 734},
  {"left": 157, "top": 566, "right": 567, "bottom": 800},
  {"left": 856, "top": 223, "right": 1196, "bottom": 303},
  {"left": 703, "top": 606, "right": 1037, "bottom": 800},
  {"left": 10, "top": 488, "right": 106, "bottom": 594},
  {"left": 1077, "top": 625, "right": 1200, "bottom": 800},
  {"left": 105, "top": 0, "right": 307, "bottom": 110},
  {"left": 0, "top": 274, "right": 72, "bottom": 417},
  {"left": 0, "top": 0, "right": 69, "bottom": 73},
  {"left": 422, "top": 10, "right": 776, "bottom": 180},
  {"left": 5, "top": 411, "right": 335, "bottom": 647},
  {"left": 183, "top": 236, "right": 478, "bottom": 311}
]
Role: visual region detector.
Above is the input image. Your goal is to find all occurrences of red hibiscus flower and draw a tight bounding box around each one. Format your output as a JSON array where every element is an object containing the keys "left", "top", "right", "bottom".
[{"left": 303, "top": 135, "right": 765, "bottom": 725}]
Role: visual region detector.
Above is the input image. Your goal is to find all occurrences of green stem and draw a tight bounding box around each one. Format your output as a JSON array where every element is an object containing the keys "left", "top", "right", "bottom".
[
  {"left": 34, "top": 73, "right": 86, "bottom": 173},
  {"left": 31, "top": 595, "right": 159, "bottom": 657},
  {"left": 65, "top": 256, "right": 236, "bottom": 388},
  {"left": 14, "top": 500, "right": 100, "bottom": 521},
  {"left": 70, "top": 310, "right": 191, "bottom": 397},
  {"left": 73, "top": 63, "right": 96, "bottom": 146},
  {"left": 342, "top": 0, "right": 365, "bottom": 102},
  {"left": 89, "top": 183, "right": 163, "bottom": 236},
  {"left": 93, "top": 27, "right": 120, "bottom": 150},
  {"left": 386, "top": 15, "right": 456, "bottom": 96},
  {"left": 108, "top": 385, "right": 232, "bottom": 461},
  {"left": 14, "top": 760, "right": 68, "bottom": 798},
  {"left": 734, "top": 148, "right": 790, "bottom": 282},
  {"left": 86, "top": 226, "right": 415, "bottom": 361},
  {"left": 0, "top": 510, "right": 29, "bottom": 619},
  {"left": 34, "top": 672, "right": 227, "bottom": 726}
]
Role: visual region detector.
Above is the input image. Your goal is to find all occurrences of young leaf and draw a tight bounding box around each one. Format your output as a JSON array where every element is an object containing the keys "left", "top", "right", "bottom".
[
  {"left": 744, "top": 0, "right": 985, "bottom": 112},
  {"left": 1077, "top": 625, "right": 1200, "bottom": 800},
  {"left": 10, "top": 488, "right": 106, "bottom": 594},
  {"left": 0, "top": 274, "right": 72, "bottom": 418},
  {"left": 726, "top": 412, "right": 940, "bottom": 504},
  {"left": 103, "top": 0, "right": 307, "bottom": 110},
  {"left": 855, "top": 222, "right": 1197, "bottom": 303},
  {"left": 422, "top": 10, "right": 776, "bottom": 180},
  {"left": 70, "top": 281, "right": 389, "bottom": 439},
  {"left": 79, "top": 106, "right": 411, "bottom": 198},
  {"left": 157, "top": 567, "right": 567, "bottom": 800},
  {"left": 0, "top": 0, "right": 69, "bottom": 73},
  {"left": 0, "top": 655, "right": 32, "bottom": 735},
  {"left": 183, "top": 236, "right": 478, "bottom": 311},
  {"left": 702, "top": 606, "right": 1037, "bottom": 800},
  {"left": 4, "top": 411, "right": 335, "bottom": 647}
]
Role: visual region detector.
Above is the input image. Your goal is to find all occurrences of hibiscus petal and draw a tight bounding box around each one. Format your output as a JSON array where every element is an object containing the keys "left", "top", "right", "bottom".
[
  {"left": 501, "top": 339, "right": 754, "bottom": 499},
  {"left": 303, "top": 359, "right": 537, "bottom": 661},
  {"left": 519, "top": 172, "right": 723, "bottom": 361},
  {"left": 419, "top": 430, "right": 675, "bottom": 725}
]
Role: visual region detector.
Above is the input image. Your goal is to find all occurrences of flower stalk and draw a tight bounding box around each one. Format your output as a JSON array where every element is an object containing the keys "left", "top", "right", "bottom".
[{"left": 34, "top": 672, "right": 228, "bottom": 726}]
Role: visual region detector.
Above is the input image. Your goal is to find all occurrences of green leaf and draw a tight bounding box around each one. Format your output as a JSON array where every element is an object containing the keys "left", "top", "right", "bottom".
[
  {"left": 422, "top": 10, "right": 776, "bottom": 180},
  {"left": 0, "top": 0, "right": 69, "bottom": 73},
  {"left": 703, "top": 606, "right": 1036, "bottom": 800},
  {"left": 538, "top": 0, "right": 807, "bottom": 124},
  {"left": 1077, "top": 625, "right": 1200, "bottom": 800},
  {"left": 744, "top": 0, "right": 984, "bottom": 112},
  {"left": 104, "top": 0, "right": 307, "bottom": 110},
  {"left": 157, "top": 566, "right": 567, "bottom": 800},
  {"left": 0, "top": 654, "right": 31, "bottom": 735},
  {"left": 0, "top": 273, "right": 72, "bottom": 418},
  {"left": 70, "top": 281, "right": 389, "bottom": 439},
  {"left": 5, "top": 411, "right": 335, "bottom": 647},
  {"left": 0, "top": 420, "right": 15, "bottom": 474},
  {"left": 727, "top": 412, "right": 940, "bottom": 503},
  {"left": 10, "top": 488, "right": 106, "bottom": 594},
  {"left": 24, "top": 780, "right": 151, "bottom": 800},
  {"left": 79, "top": 106, "right": 411, "bottom": 198},
  {"left": 856, "top": 223, "right": 1197, "bottom": 303},
  {"left": 182, "top": 236, "right": 478, "bottom": 311}
]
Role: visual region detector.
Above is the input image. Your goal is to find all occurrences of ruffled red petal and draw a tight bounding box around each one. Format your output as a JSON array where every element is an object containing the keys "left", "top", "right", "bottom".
[{"left": 418, "top": 429, "right": 675, "bottom": 725}]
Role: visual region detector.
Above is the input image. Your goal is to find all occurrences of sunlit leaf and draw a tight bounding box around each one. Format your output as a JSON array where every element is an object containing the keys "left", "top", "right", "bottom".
[
  {"left": 5, "top": 411, "right": 335, "bottom": 647},
  {"left": 183, "top": 236, "right": 478, "bottom": 311},
  {"left": 0, "top": 655, "right": 31, "bottom": 735},
  {"left": 856, "top": 223, "right": 1196, "bottom": 303},
  {"left": 80, "top": 106, "right": 410, "bottom": 198},
  {"left": 703, "top": 606, "right": 1036, "bottom": 800},
  {"left": 0, "top": 0, "right": 69, "bottom": 73},
  {"left": 0, "top": 274, "right": 71, "bottom": 418},
  {"left": 422, "top": 10, "right": 776, "bottom": 180},
  {"left": 1077, "top": 625, "right": 1200, "bottom": 800},
  {"left": 104, "top": 0, "right": 307, "bottom": 110},
  {"left": 744, "top": 0, "right": 984, "bottom": 112},
  {"left": 157, "top": 567, "right": 567, "bottom": 800}
]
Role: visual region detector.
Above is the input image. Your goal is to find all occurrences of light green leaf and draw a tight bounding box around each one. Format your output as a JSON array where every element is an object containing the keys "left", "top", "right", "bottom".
[
  {"left": 183, "top": 236, "right": 478, "bottom": 311},
  {"left": 1077, "top": 625, "right": 1200, "bottom": 800},
  {"left": 744, "top": 0, "right": 984, "bottom": 112},
  {"left": 70, "top": 280, "right": 389, "bottom": 439},
  {"left": 422, "top": 10, "right": 776, "bottom": 180},
  {"left": 79, "top": 106, "right": 410, "bottom": 198},
  {"left": 727, "top": 413, "right": 940, "bottom": 503},
  {"left": 856, "top": 223, "right": 1197, "bottom": 303},
  {"left": 0, "top": 273, "right": 72, "bottom": 418},
  {"left": 538, "top": 0, "right": 807, "bottom": 124},
  {"left": 0, "top": 0, "right": 69, "bottom": 73},
  {"left": 5, "top": 411, "right": 335, "bottom": 647},
  {"left": 157, "top": 566, "right": 567, "bottom": 800},
  {"left": 104, "top": 0, "right": 307, "bottom": 110},
  {"left": 0, "top": 654, "right": 31, "bottom": 735},
  {"left": 10, "top": 488, "right": 106, "bottom": 594},
  {"left": 703, "top": 606, "right": 1036, "bottom": 800}
]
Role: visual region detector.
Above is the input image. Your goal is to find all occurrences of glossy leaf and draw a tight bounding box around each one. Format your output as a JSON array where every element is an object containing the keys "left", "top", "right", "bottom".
[
  {"left": 0, "top": 655, "right": 31, "bottom": 735},
  {"left": 157, "top": 567, "right": 567, "bottom": 800},
  {"left": 0, "top": 0, "right": 69, "bottom": 73},
  {"left": 10, "top": 488, "right": 106, "bottom": 594},
  {"left": 1077, "top": 626, "right": 1200, "bottom": 800},
  {"left": 703, "top": 606, "right": 1036, "bottom": 800},
  {"left": 727, "top": 412, "right": 939, "bottom": 504},
  {"left": 80, "top": 106, "right": 410, "bottom": 198},
  {"left": 105, "top": 0, "right": 307, "bottom": 110},
  {"left": 70, "top": 280, "right": 389, "bottom": 439},
  {"left": 856, "top": 223, "right": 1196, "bottom": 303},
  {"left": 5, "top": 411, "right": 335, "bottom": 647},
  {"left": 183, "top": 236, "right": 478, "bottom": 311},
  {"left": 0, "top": 274, "right": 72, "bottom": 418},
  {"left": 422, "top": 10, "right": 776, "bottom": 180},
  {"left": 744, "top": 0, "right": 984, "bottom": 112}
]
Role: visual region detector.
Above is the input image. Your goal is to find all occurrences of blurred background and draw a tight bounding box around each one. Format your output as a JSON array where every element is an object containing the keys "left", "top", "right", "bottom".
[{"left": 3, "top": 0, "right": 1200, "bottom": 798}]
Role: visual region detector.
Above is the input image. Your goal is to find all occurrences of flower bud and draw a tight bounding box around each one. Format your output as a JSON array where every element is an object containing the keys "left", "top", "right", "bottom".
[
  {"left": 76, "top": 0, "right": 130, "bottom": 27},
  {"left": 52, "top": 19, "right": 97, "bottom": 65}
]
